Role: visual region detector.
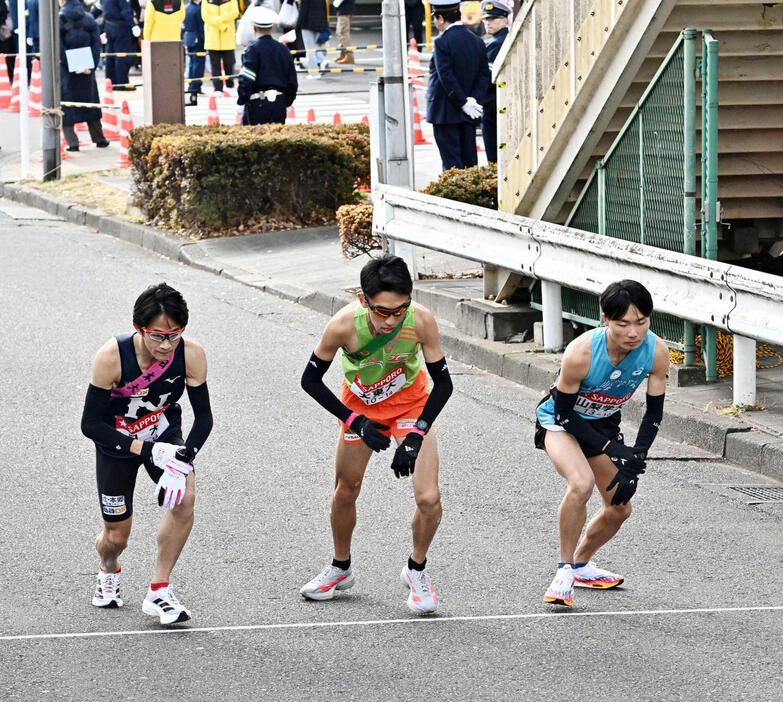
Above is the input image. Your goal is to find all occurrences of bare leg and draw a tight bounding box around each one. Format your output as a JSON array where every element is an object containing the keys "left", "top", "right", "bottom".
[
  {"left": 331, "top": 435, "right": 374, "bottom": 560},
  {"left": 96, "top": 518, "right": 133, "bottom": 572},
  {"left": 406, "top": 431, "right": 442, "bottom": 563},
  {"left": 152, "top": 472, "right": 196, "bottom": 582}
]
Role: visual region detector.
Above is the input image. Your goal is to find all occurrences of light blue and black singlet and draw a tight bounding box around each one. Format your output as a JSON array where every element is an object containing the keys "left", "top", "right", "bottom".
[{"left": 536, "top": 327, "right": 656, "bottom": 429}]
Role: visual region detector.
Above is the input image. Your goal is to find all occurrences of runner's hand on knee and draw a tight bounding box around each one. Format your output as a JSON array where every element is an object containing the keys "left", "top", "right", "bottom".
[
  {"left": 155, "top": 457, "right": 192, "bottom": 509},
  {"left": 606, "top": 467, "right": 639, "bottom": 506},
  {"left": 391, "top": 432, "right": 423, "bottom": 478},
  {"left": 348, "top": 413, "right": 391, "bottom": 452},
  {"left": 603, "top": 440, "right": 646, "bottom": 475},
  {"left": 150, "top": 441, "right": 187, "bottom": 469}
]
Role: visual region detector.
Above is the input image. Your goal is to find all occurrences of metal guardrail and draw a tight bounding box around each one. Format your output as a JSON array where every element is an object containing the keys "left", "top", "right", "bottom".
[{"left": 373, "top": 184, "right": 783, "bottom": 403}]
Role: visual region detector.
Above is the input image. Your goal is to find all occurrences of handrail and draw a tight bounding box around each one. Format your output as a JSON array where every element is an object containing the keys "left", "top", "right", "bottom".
[{"left": 373, "top": 184, "right": 783, "bottom": 347}]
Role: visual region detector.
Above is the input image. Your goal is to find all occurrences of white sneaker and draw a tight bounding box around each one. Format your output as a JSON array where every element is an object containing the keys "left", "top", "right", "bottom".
[
  {"left": 142, "top": 585, "right": 191, "bottom": 624},
  {"left": 400, "top": 565, "right": 438, "bottom": 614},
  {"left": 300, "top": 564, "right": 355, "bottom": 600},
  {"left": 305, "top": 73, "right": 322, "bottom": 80},
  {"left": 543, "top": 565, "right": 575, "bottom": 607},
  {"left": 319, "top": 59, "right": 330, "bottom": 71},
  {"left": 573, "top": 561, "right": 624, "bottom": 589},
  {"left": 92, "top": 566, "right": 123, "bottom": 608}
]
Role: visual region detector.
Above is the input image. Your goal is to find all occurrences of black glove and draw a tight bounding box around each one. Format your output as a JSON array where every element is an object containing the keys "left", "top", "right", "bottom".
[
  {"left": 390, "top": 432, "right": 423, "bottom": 478},
  {"left": 349, "top": 414, "right": 391, "bottom": 452},
  {"left": 606, "top": 468, "right": 640, "bottom": 506},
  {"left": 631, "top": 445, "right": 648, "bottom": 462},
  {"left": 603, "top": 440, "right": 646, "bottom": 475}
]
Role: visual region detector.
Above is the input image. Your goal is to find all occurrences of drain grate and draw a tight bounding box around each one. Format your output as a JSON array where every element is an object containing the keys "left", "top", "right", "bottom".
[{"left": 728, "top": 486, "right": 783, "bottom": 503}]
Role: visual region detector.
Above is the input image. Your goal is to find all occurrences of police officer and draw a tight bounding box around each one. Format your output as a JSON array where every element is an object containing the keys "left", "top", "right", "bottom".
[
  {"left": 480, "top": 0, "right": 510, "bottom": 164},
  {"left": 426, "top": 0, "right": 489, "bottom": 171},
  {"left": 103, "top": 0, "right": 139, "bottom": 90},
  {"left": 237, "top": 6, "right": 297, "bottom": 125}
]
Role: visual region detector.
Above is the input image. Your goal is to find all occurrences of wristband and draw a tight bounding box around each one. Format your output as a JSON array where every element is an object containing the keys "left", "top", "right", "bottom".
[
  {"left": 346, "top": 412, "right": 359, "bottom": 427},
  {"left": 410, "top": 427, "right": 426, "bottom": 437}
]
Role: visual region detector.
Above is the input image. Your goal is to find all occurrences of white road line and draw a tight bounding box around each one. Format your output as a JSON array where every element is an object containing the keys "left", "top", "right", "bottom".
[{"left": 1, "top": 605, "right": 781, "bottom": 642}]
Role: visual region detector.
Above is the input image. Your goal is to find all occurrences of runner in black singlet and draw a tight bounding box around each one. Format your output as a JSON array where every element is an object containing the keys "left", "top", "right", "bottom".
[{"left": 80, "top": 283, "right": 213, "bottom": 625}]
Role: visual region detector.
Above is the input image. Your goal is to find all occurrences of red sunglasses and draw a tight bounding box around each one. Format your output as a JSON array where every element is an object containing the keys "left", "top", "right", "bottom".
[
  {"left": 365, "top": 297, "right": 411, "bottom": 318},
  {"left": 142, "top": 327, "right": 185, "bottom": 342}
]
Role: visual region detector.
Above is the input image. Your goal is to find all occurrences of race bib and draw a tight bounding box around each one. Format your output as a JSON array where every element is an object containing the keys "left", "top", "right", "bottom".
[
  {"left": 350, "top": 367, "right": 407, "bottom": 405},
  {"left": 574, "top": 391, "right": 632, "bottom": 418},
  {"left": 115, "top": 406, "right": 170, "bottom": 441}
]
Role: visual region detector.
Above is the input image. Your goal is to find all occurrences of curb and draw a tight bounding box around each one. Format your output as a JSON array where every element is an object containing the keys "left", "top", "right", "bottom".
[{"left": 3, "top": 182, "right": 780, "bottom": 480}]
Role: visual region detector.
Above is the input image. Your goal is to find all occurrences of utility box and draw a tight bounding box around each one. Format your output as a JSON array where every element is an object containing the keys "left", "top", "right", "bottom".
[{"left": 142, "top": 41, "right": 185, "bottom": 125}]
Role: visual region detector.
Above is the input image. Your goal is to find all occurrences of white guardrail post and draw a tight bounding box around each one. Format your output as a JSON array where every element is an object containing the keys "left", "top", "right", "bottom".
[
  {"left": 541, "top": 281, "right": 564, "bottom": 352},
  {"left": 733, "top": 335, "right": 756, "bottom": 407}
]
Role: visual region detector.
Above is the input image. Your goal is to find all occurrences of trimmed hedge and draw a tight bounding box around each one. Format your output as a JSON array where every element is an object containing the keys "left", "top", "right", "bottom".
[
  {"left": 128, "top": 123, "right": 370, "bottom": 236},
  {"left": 339, "top": 162, "right": 498, "bottom": 258}
]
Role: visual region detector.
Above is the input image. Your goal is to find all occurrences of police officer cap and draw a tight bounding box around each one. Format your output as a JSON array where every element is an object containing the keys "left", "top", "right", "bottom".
[
  {"left": 481, "top": 0, "right": 511, "bottom": 18},
  {"left": 249, "top": 6, "right": 279, "bottom": 27},
  {"left": 429, "top": 0, "right": 461, "bottom": 12}
]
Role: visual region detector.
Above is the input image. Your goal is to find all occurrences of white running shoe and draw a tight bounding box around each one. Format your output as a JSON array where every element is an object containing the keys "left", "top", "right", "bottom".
[
  {"left": 544, "top": 565, "right": 575, "bottom": 607},
  {"left": 142, "top": 586, "right": 191, "bottom": 624},
  {"left": 300, "top": 564, "right": 355, "bottom": 601},
  {"left": 400, "top": 565, "right": 438, "bottom": 614},
  {"left": 319, "top": 59, "right": 330, "bottom": 71},
  {"left": 92, "top": 567, "right": 123, "bottom": 608},
  {"left": 573, "top": 561, "right": 625, "bottom": 589}
]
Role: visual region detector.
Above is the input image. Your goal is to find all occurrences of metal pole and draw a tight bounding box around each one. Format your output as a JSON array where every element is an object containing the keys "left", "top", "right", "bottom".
[
  {"left": 732, "top": 335, "right": 756, "bottom": 406},
  {"left": 39, "top": 0, "right": 60, "bottom": 180},
  {"left": 703, "top": 31, "right": 719, "bottom": 382},
  {"left": 423, "top": 0, "right": 432, "bottom": 49},
  {"left": 541, "top": 280, "right": 564, "bottom": 352},
  {"left": 638, "top": 111, "right": 645, "bottom": 245},
  {"left": 597, "top": 164, "right": 606, "bottom": 236},
  {"left": 682, "top": 28, "right": 696, "bottom": 365},
  {"left": 17, "top": 0, "right": 30, "bottom": 178}
]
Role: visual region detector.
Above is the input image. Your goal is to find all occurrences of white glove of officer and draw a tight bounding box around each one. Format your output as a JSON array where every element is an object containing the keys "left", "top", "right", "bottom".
[
  {"left": 131, "top": 25, "right": 141, "bottom": 38},
  {"left": 150, "top": 441, "right": 186, "bottom": 469},
  {"left": 155, "top": 457, "right": 193, "bottom": 510},
  {"left": 461, "top": 96, "right": 483, "bottom": 120}
]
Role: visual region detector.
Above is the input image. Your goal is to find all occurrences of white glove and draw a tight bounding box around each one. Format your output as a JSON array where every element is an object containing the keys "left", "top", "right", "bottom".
[
  {"left": 100, "top": 32, "right": 107, "bottom": 44},
  {"left": 26, "top": 37, "right": 33, "bottom": 47},
  {"left": 461, "top": 96, "right": 483, "bottom": 120},
  {"left": 155, "top": 457, "right": 193, "bottom": 510},
  {"left": 131, "top": 25, "right": 141, "bottom": 38},
  {"left": 150, "top": 442, "right": 186, "bottom": 469}
]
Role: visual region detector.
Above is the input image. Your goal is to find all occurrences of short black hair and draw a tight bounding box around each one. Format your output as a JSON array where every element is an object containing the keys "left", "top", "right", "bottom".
[
  {"left": 434, "top": 7, "right": 461, "bottom": 22},
  {"left": 133, "top": 283, "right": 189, "bottom": 328},
  {"left": 360, "top": 254, "right": 413, "bottom": 298},
  {"left": 600, "top": 280, "right": 653, "bottom": 320}
]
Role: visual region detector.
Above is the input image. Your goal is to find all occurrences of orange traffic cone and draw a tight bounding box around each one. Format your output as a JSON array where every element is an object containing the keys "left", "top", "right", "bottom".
[
  {"left": 235, "top": 109, "right": 242, "bottom": 125},
  {"left": 307, "top": 108, "right": 315, "bottom": 124},
  {"left": 102, "top": 79, "right": 120, "bottom": 141},
  {"left": 0, "top": 55, "right": 12, "bottom": 109},
  {"left": 6, "top": 60, "right": 20, "bottom": 113},
  {"left": 286, "top": 105, "right": 295, "bottom": 120},
  {"left": 76, "top": 121, "right": 88, "bottom": 132},
  {"left": 413, "top": 110, "right": 429, "bottom": 145},
  {"left": 361, "top": 115, "right": 369, "bottom": 127},
  {"left": 332, "top": 112, "right": 342, "bottom": 125},
  {"left": 408, "top": 38, "right": 426, "bottom": 91},
  {"left": 207, "top": 95, "right": 220, "bottom": 125},
  {"left": 28, "top": 59, "right": 42, "bottom": 116},
  {"left": 115, "top": 100, "right": 133, "bottom": 168}
]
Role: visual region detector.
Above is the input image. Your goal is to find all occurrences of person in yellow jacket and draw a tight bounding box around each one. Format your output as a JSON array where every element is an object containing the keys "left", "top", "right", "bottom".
[
  {"left": 202, "top": 0, "right": 239, "bottom": 92},
  {"left": 142, "top": 0, "right": 185, "bottom": 41}
]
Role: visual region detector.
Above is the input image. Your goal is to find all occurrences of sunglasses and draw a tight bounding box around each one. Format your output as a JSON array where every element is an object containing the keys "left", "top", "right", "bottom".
[
  {"left": 364, "top": 297, "right": 411, "bottom": 318},
  {"left": 142, "top": 327, "right": 185, "bottom": 342}
]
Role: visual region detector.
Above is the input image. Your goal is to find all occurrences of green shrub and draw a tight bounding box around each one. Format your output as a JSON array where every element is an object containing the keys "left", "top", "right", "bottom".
[
  {"left": 337, "top": 203, "right": 377, "bottom": 259},
  {"left": 128, "top": 123, "right": 370, "bottom": 236},
  {"left": 422, "top": 162, "right": 498, "bottom": 209}
]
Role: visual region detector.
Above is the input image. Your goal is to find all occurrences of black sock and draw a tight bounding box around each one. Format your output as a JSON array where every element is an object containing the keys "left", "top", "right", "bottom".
[
  {"left": 408, "top": 556, "right": 426, "bottom": 571},
  {"left": 332, "top": 556, "right": 351, "bottom": 570}
]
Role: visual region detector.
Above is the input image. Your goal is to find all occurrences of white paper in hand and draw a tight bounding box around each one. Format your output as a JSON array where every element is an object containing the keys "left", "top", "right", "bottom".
[{"left": 65, "top": 46, "right": 95, "bottom": 73}]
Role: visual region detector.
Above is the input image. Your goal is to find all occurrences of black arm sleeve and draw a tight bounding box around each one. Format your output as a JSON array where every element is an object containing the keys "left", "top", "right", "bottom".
[
  {"left": 553, "top": 389, "right": 611, "bottom": 453},
  {"left": 633, "top": 393, "right": 665, "bottom": 453},
  {"left": 185, "top": 382, "right": 213, "bottom": 457},
  {"left": 301, "top": 353, "right": 353, "bottom": 423},
  {"left": 418, "top": 357, "right": 454, "bottom": 427},
  {"left": 81, "top": 384, "right": 135, "bottom": 455}
]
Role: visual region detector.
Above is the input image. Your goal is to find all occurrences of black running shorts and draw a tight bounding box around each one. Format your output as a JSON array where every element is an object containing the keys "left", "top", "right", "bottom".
[
  {"left": 534, "top": 396, "right": 624, "bottom": 458},
  {"left": 94, "top": 432, "right": 183, "bottom": 522}
]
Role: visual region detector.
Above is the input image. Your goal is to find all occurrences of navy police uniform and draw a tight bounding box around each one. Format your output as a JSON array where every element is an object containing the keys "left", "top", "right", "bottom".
[
  {"left": 426, "top": 1, "right": 489, "bottom": 171},
  {"left": 103, "top": 0, "right": 136, "bottom": 88},
  {"left": 238, "top": 34, "right": 298, "bottom": 124},
  {"left": 480, "top": 0, "right": 510, "bottom": 164}
]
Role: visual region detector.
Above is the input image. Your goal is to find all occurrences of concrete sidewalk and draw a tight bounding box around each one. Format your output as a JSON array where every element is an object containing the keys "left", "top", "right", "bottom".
[{"left": 2, "top": 181, "right": 782, "bottom": 482}]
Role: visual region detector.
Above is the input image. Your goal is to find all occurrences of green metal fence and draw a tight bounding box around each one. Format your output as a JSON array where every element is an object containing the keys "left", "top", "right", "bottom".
[{"left": 532, "top": 28, "right": 719, "bottom": 378}]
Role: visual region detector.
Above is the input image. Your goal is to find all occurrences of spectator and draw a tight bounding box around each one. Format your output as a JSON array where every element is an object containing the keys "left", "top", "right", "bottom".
[
  {"left": 295, "top": 0, "right": 328, "bottom": 80},
  {"left": 183, "top": 0, "right": 205, "bottom": 103},
  {"left": 236, "top": 0, "right": 276, "bottom": 52},
  {"left": 480, "top": 0, "right": 510, "bottom": 164},
  {"left": 0, "top": 0, "right": 15, "bottom": 79},
  {"left": 202, "top": 0, "right": 238, "bottom": 92},
  {"left": 333, "top": 0, "right": 353, "bottom": 64},
  {"left": 143, "top": 0, "right": 184, "bottom": 41},
  {"left": 58, "top": 0, "right": 110, "bottom": 150},
  {"left": 103, "top": 0, "right": 141, "bottom": 90},
  {"left": 404, "top": 0, "right": 423, "bottom": 47}
]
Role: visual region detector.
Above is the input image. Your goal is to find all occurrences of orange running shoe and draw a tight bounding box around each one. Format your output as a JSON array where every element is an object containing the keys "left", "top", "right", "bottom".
[
  {"left": 573, "top": 561, "right": 625, "bottom": 589},
  {"left": 543, "top": 565, "right": 575, "bottom": 607}
]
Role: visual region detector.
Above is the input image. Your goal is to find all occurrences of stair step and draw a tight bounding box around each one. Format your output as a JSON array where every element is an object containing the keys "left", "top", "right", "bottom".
[
  {"left": 595, "top": 129, "right": 783, "bottom": 154},
  {"left": 621, "top": 81, "right": 783, "bottom": 107},
  {"left": 607, "top": 105, "right": 783, "bottom": 131},
  {"left": 636, "top": 55, "right": 783, "bottom": 83},
  {"left": 717, "top": 175, "right": 783, "bottom": 199},
  {"left": 664, "top": 4, "right": 783, "bottom": 32},
  {"left": 649, "top": 30, "right": 783, "bottom": 58}
]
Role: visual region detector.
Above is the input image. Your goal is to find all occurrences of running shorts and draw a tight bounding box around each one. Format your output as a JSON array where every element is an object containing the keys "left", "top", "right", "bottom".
[{"left": 340, "top": 370, "right": 429, "bottom": 443}]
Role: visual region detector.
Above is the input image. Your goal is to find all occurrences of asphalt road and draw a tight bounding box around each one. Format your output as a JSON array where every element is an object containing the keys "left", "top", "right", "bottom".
[{"left": 0, "top": 212, "right": 781, "bottom": 701}]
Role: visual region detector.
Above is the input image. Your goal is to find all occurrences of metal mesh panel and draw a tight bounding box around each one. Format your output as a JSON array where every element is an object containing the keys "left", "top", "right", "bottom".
[
  {"left": 567, "top": 175, "right": 600, "bottom": 233},
  {"left": 604, "top": 116, "right": 643, "bottom": 242}
]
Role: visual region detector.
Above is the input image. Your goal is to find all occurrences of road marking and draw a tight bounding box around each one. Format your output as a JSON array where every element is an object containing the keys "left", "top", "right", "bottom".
[{"left": 1, "top": 605, "right": 781, "bottom": 642}]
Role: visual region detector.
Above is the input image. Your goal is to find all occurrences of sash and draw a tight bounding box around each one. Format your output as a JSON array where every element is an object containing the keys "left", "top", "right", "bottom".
[
  {"left": 110, "top": 352, "right": 175, "bottom": 398},
  {"left": 343, "top": 317, "right": 406, "bottom": 363}
]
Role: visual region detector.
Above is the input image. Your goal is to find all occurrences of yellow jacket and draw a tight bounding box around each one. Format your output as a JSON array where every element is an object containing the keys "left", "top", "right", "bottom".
[
  {"left": 202, "top": 0, "right": 239, "bottom": 51},
  {"left": 143, "top": 0, "right": 185, "bottom": 41}
]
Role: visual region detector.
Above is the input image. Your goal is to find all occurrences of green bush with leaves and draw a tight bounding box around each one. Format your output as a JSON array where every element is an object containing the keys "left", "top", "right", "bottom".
[{"left": 128, "top": 123, "right": 370, "bottom": 236}]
